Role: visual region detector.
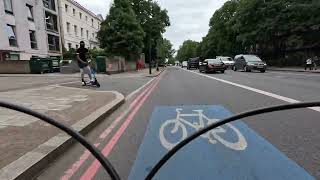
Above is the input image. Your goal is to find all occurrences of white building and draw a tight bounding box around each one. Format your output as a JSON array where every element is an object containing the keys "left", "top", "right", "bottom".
[
  {"left": 59, "top": 0, "right": 103, "bottom": 51},
  {"left": 0, "top": 0, "right": 62, "bottom": 60}
]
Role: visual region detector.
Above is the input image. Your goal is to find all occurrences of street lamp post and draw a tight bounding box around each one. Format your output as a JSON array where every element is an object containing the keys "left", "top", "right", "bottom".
[
  {"left": 156, "top": 38, "right": 160, "bottom": 72},
  {"left": 149, "top": 35, "right": 152, "bottom": 75}
]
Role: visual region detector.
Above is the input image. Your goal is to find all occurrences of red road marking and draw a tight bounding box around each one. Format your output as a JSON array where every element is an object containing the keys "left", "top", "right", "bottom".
[
  {"left": 99, "top": 78, "right": 157, "bottom": 139},
  {"left": 79, "top": 74, "right": 162, "bottom": 180},
  {"left": 61, "top": 76, "right": 160, "bottom": 180},
  {"left": 61, "top": 143, "right": 100, "bottom": 180}
]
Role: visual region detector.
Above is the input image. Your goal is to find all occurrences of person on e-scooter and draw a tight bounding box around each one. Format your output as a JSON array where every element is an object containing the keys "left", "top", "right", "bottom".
[{"left": 76, "top": 41, "right": 94, "bottom": 86}]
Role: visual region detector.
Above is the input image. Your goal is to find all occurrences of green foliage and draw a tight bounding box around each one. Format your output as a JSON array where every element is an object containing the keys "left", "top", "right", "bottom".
[
  {"left": 89, "top": 48, "right": 107, "bottom": 59},
  {"left": 156, "top": 38, "right": 175, "bottom": 64},
  {"left": 176, "top": 40, "right": 200, "bottom": 62},
  {"left": 198, "top": 0, "right": 320, "bottom": 66},
  {"left": 62, "top": 47, "right": 76, "bottom": 60},
  {"left": 167, "top": 57, "right": 176, "bottom": 65},
  {"left": 98, "top": 0, "right": 145, "bottom": 59},
  {"left": 130, "top": 0, "right": 170, "bottom": 63}
]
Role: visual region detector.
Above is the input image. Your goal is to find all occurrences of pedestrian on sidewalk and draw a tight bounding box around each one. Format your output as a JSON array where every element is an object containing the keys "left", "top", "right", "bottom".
[
  {"left": 139, "top": 59, "right": 143, "bottom": 71},
  {"left": 313, "top": 56, "right": 319, "bottom": 70},
  {"left": 136, "top": 59, "right": 142, "bottom": 71},
  {"left": 76, "top": 41, "right": 93, "bottom": 86},
  {"left": 136, "top": 60, "right": 139, "bottom": 71},
  {"left": 305, "top": 58, "right": 313, "bottom": 71}
]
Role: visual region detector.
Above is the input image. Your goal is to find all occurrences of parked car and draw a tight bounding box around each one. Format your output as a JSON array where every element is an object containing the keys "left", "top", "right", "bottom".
[
  {"left": 199, "top": 59, "right": 226, "bottom": 73},
  {"left": 187, "top": 58, "right": 200, "bottom": 69},
  {"left": 181, "top": 61, "right": 188, "bottom": 68},
  {"left": 217, "top": 56, "right": 235, "bottom": 69},
  {"left": 233, "top": 55, "right": 267, "bottom": 73}
]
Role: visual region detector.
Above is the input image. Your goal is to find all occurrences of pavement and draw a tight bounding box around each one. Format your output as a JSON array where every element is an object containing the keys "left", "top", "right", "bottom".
[
  {"left": 0, "top": 68, "right": 162, "bottom": 179},
  {"left": 0, "top": 76, "right": 78, "bottom": 92},
  {"left": 33, "top": 67, "right": 320, "bottom": 180},
  {"left": 268, "top": 66, "right": 320, "bottom": 73}
]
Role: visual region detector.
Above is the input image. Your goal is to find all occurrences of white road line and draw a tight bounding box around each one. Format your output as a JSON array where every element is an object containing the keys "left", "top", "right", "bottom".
[
  {"left": 182, "top": 68, "right": 320, "bottom": 113},
  {"left": 126, "top": 77, "right": 156, "bottom": 100}
]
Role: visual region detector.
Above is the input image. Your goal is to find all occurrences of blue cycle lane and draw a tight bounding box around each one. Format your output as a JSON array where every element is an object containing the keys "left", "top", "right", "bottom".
[{"left": 128, "top": 105, "right": 315, "bottom": 180}]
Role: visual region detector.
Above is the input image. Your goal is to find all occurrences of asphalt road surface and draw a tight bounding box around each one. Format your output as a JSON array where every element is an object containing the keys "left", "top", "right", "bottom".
[{"left": 36, "top": 67, "right": 320, "bottom": 180}]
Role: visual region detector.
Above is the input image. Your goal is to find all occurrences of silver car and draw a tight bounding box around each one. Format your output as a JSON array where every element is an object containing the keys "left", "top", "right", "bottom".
[{"left": 217, "top": 56, "right": 235, "bottom": 69}]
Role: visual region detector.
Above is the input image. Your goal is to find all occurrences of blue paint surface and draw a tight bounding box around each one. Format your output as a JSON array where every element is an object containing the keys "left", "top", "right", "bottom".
[{"left": 128, "top": 105, "right": 315, "bottom": 180}]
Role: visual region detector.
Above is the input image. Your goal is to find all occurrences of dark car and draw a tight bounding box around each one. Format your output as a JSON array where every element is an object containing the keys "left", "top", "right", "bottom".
[
  {"left": 233, "top": 55, "right": 267, "bottom": 73},
  {"left": 187, "top": 58, "right": 200, "bottom": 69},
  {"left": 199, "top": 59, "right": 226, "bottom": 73}
]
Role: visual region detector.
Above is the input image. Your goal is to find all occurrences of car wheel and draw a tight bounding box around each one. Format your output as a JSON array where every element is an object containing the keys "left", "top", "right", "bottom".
[
  {"left": 221, "top": 70, "right": 225, "bottom": 73},
  {"left": 260, "top": 69, "right": 266, "bottom": 73},
  {"left": 233, "top": 66, "right": 237, "bottom": 71},
  {"left": 244, "top": 66, "right": 250, "bottom": 72}
]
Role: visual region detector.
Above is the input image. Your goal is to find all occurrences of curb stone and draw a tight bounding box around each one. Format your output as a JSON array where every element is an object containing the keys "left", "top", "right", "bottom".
[
  {"left": 0, "top": 91, "right": 125, "bottom": 180},
  {"left": 268, "top": 68, "right": 320, "bottom": 74},
  {"left": 145, "top": 68, "right": 165, "bottom": 77}
]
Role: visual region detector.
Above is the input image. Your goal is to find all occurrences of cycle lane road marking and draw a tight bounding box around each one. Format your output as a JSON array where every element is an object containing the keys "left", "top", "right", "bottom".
[
  {"left": 128, "top": 105, "right": 315, "bottom": 180},
  {"left": 182, "top": 68, "right": 320, "bottom": 112}
]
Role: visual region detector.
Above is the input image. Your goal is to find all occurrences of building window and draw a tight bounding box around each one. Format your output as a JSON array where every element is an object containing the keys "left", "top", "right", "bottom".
[
  {"left": 6, "top": 24, "right": 17, "bottom": 47},
  {"left": 73, "top": 8, "right": 75, "bottom": 16},
  {"left": 29, "top": 30, "right": 37, "bottom": 49},
  {"left": 86, "top": 30, "right": 89, "bottom": 39},
  {"left": 74, "top": 25, "right": 77, "bottom": 36},
  {"left": 66, "top": 22, "right": 70, "bottom": 33},
  {"left": 43, "top": 0, "right": 55, "bottom": 11},
  {"left": 45, "top": 11, "right": 58, "bottom": 32},
  {"left": 85, "top": 16, "right": 88, "bottom": 21},
  {"left": 65, "top": 4, "right": 68, "bottom": 12},
  {"left": 76, "top": 44, "right": 79, "bottom": 49},
  {"left": 47, "top": 34, "right": 60, "bottom": 51},
  {"left": 79, "top": 12, "right": 82, "bottom": 19},
  {"left": 92, "top": 32, "right": 94, "bottom": 39},
  {"left": 5, "top": 53, "right": 20, "bottom": 60},
  {"left": 3, "top": 0, "right": 13, "bottom": 14},
  {"left": 91, "top": 19, "right": 94, "bottom": 26},
  {"left": 26, "top": 4, "right": 34, "bottom": 21},
  {"left": 80, "top": 28, "right": 83, "bottom": 37},
  {"left": 68, "top": 43, "right": 72, "bottom": 49}
]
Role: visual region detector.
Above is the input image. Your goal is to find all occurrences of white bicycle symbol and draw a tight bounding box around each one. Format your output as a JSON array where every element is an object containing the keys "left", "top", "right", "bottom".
[{"left": 159, "top": 109, "right": 247, "bottom": 151}]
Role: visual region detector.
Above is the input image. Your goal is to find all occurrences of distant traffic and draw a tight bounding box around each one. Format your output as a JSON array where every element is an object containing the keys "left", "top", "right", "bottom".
[{"left": 179, "top": 55, "right": 267, "bottom": 74}]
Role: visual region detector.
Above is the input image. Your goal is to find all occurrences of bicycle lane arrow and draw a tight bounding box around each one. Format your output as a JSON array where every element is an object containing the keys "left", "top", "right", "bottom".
[{"left": 128, "top": 105, "right": 315, "bottom": 180}]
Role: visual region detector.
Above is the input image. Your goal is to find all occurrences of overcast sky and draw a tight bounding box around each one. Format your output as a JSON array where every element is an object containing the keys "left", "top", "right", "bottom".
[{"left": 76, "top": 0, "right": 227, "bottom": 50}]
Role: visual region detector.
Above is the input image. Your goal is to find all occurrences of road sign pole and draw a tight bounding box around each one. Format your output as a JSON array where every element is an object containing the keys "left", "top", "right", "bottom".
[{"left": 149, "top": 36, "right": 152, "bottom": 75}]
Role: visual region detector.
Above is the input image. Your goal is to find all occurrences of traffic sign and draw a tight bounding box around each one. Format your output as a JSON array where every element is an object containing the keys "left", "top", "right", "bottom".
[{"left": 128, "top": 105, "right": 315, "bottom": 180}]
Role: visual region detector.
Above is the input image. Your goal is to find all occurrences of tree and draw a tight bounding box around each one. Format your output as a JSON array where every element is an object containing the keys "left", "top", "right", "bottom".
[
  {"left": 156, "top": 38, "right": 175, "bottom": 64},
  {"left": 89, "top": 48, "right": 106, "bottom": 59},
  {"left": 130, "top": 0, "right": 170, "bottom": 63},
  {"left": 197, "top": 0, "right": 320, "bottom": 66},
  {"left": 62, "top": 47, "right": 76, "bottom": 60},
  {"left": 167, "top": 57, "right": 176, "bottom": 65},
  {"left": 197, "top": 0, "right": 240, "bottom": 59},
  {"left": 176, "top": 40, "right": 199, "bottom": 62},
  {"left": 98, "top": 0, "right": 145, "bottom": 60}
]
